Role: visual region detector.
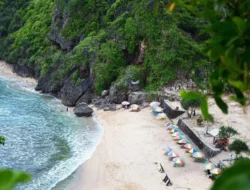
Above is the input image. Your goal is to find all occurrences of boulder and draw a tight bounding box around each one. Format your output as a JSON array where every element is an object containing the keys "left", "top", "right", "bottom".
[
  {"left": 109, "top": 84, "right": 128, "bottom": 104},
  {"left": 130, "top": 104, "right": 140, "bottom": 112},
  {"left": 101, "top": 90, "right": 109, "bottom": 97},
  {"left": 103, "top": 104, "right": 116, "bottom": 111},
  {"left": 73, "top": 104, "right": 93, "bottom": 117},
  {"left": 128, "top": 91, "right": 148, "bottom": 105},
  {"left": 141, "top": 102, "right": 150, "bottom": 109},
  {"left": 76, "top": 89, "right": 93, "bottom": 105},
  {"left": 61, "top": 79, "right": 88, "bottom": 106},
  {"left": 12, "top": 65, "right": 35, "bottom": 78}
]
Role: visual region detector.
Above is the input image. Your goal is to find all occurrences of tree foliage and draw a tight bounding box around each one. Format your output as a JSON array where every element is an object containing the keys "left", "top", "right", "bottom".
[
  {"left": 0, "top": 170, "right": 31, "bottom": 190},
  {"left": 211, "top": 160, "right": 250, "bottom": 190},
  {"left": 180, "top": 98, "right": 201, "bottom": 110},
  {"left": 219, "top": 126, "right": 239, "bottom": 138},
  {"left": 229, "top": 140, "right": 249, "bottom": 155},
  {"left": 175, "top": 0, "right": 250, "bottom": 121}
]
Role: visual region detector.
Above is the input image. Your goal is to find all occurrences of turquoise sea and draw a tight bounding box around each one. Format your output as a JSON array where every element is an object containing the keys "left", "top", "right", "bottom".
[{"left": 0, "top": 77, "right": 102, "bottom": 190}]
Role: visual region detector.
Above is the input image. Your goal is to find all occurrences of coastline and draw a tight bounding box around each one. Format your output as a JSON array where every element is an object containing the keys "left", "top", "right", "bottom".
[
  {"left": 0, "top": 61, "right": 37, "bottom": 88},
  {"left": 2, "top": 60, "right": 249, "bottom": 190},
  {"left": 70, "top": 108, "right": 212, "bottom": 190}
]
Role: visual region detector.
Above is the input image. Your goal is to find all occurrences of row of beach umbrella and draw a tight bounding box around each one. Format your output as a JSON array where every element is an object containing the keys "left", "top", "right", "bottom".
[{"left": 165, "top": 121, "right": 222, "bottom": 175}]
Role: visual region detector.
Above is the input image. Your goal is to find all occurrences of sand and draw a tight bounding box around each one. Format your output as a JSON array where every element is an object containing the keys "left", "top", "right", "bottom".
[
  {"left": 70, "top": 108, "right": 213, "bottom": 190},
  {"left": 2, "top": 60, "right": 249, "bottom": 190},
  {"left": 0, "top": 60, "right": 37, "bottom": 88}
]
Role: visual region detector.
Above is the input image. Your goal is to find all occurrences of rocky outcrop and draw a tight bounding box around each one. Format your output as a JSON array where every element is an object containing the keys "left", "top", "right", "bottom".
[
  {"left": 73, "top": 103, "right": 93, "bottom": 117},
  {"left": 128, "top": 91, "right": 148, "bottom": 105},
  {"left": 76, "top": 89, "right": 93, "bottom": 105},
  {"left": 35, "top": 76, "right": 53, "bottom": 93},
  {"left": 60, "top": 79, "right": 88, "bottom": 106},
  {"left": 103, "top": 104, "right": 116, "bottom": 111},
  {"left": 109, "top": 84, "right": 128, "bottom": 104},
  {"left": 48, "top": 5, "right": 76, "bottom": 51},
  {"left": 12, "top": 65, "right": 35, "bottom": 78}
]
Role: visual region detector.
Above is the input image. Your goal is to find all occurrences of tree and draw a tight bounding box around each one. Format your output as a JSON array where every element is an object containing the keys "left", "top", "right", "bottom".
[
  {"left": 180, "top": 98, "right": 201, "bottom": 117},
  {"left": 229, "top": 139, "right": 249, "bottom": 155},
  {"left": 218, "top": 126, "right": 239, "bottom": 139},
  {"left": 174, "top": 0, "right": 250, "bottom": 122},
  {"left": 170, "top": 1, "right": 250, "bottom": 190}
]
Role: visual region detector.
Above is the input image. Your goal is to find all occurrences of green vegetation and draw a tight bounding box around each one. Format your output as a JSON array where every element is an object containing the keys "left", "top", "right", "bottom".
[
  {"left": 211, "top": 160, "right": 250, "bottom": 190},
  {"left": 219, "top": 126, "right": 239, "bottom": 139},
  {"left": 229, "top": 140, "right": 249, "bottom": 155},
  {"left": 0, "top": 169, "right": 30, "bottom": 190},
  {"left": 0, "top": 0, "right": 209, "bottom": 94},
  {"left": 180, "top": 98, "right": 201, "bottom": 110},
  {"left": 177, "top": 0, "right": 250, "bottom": 121},
  {"left": 0, "top": 136, "right": 4, "bottom": 145},
  {"left": 0, "top": 136, "right": 30, "bottom": 189}
]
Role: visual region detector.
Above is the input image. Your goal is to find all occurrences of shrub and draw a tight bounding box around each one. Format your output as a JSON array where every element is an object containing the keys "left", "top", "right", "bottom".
[
  {"left": 229, "top": 140, "right": 249, "bottom": 155},
  {"left": 219, "top": 126, "right": 239, "bottom": 139},
  {"left": 180, "top": 99, "right": 201, "bottom": 110}
]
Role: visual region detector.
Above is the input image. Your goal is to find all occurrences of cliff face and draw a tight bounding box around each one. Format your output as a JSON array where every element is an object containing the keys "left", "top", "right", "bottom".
[{"left": 0, "top": 0, "right": 209, "bottom": 106}]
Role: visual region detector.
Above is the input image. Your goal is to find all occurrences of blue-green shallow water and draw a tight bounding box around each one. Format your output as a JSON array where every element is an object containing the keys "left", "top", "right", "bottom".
[{"left": 0, "top": 77, "right": 103, "bottom": 190}]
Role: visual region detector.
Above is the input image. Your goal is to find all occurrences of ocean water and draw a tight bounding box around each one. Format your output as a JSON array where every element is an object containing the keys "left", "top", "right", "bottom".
[{"left": 0, "top": 77, "right": 103, "bottom": 190}]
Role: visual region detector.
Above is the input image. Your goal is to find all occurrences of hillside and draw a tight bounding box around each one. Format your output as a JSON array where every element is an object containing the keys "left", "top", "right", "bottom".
[{"left": 0, "top": 0, "right": 209, "bottom": 106}]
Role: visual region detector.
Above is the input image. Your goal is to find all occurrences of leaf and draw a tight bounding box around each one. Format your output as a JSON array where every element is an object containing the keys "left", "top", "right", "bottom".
[
  {"left": 211, "top": 160, "right": 250, "bottom": 190},
  {"left": 214, "top": 96, "right": 228, "bottom": 114},
  {"left": 229, "top": 80, "right": 247, "bottom": 92},
  {"left": 169, "top": 3, "right": 175, "bottom": 12},
  {"left": 180, "top": 90, "right": 213, "bottom": 122},
  {"left": 232, "top": 17, "right": 246, "bottom": 33},
  {"left": 0, "top": 170, "right": 31, "bottom": 190}
]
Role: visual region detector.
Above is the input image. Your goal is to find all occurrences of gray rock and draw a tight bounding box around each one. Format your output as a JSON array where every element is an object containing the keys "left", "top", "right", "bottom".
[
  {"left": 73, "top": 104, "right": 93, "bottom": 117},
  {"left": 101, "top": 90, "right": 109, "bottom": 97},
  {"left": 76, "top": 89, "right": 93, "bottom": 105},
  {"left": 103, "top": 104, "right": 116, "bottom": 111},
  {"left": 128, "top": 91, "right": 148, "bottom": 105},
  {"left": 61, "top": 79, "right": 88, "bottom": 106},
  {"left": 12, "top": 65, "right": 35, "bottom": 78},
  {"left": 109, "top": 85, "right": 128, "bottom": 104},
  {"left": 141, "top": 102, "right": 150, "bottom": 109}
]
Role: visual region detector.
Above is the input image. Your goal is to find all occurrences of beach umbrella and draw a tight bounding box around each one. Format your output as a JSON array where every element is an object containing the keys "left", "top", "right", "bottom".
[
  {"left": 210, "top": 168, "right": 222, "bottom": 175},
  {"left": 184, "top": 143, "right": 192, "bottom": 149},
  {"left": 170, "top": 128, "right": 180, "bottom": 133},
  {"left": 173, "top": 158, "right": 185, "bottom": 164},
  {"left": 204, "top": 163, "right": 215, "bottom": 170},
  {"left": 164, "top": 146, "right": 173, "bottom": 153},
  {"left": 177, "top": 139, "right": 188, "bottom": 144},
  {"left": 121, "top": 101, "right": 130, "bottom": 106},
  {"left": 167, "top": 151, "right": 178, "bottom": 158},
  {"left": 167, "top": 125, "right": 177, "bottom": 130},
  {"left": 192, "top": 152, "right": 205, "bottom": 158},
  {"left": 154, "top": 106, "right": 163, "bottom": 113},
  {"left": 174, "top": 135, "right": 185, "bottom": 140},
  {"left": 189, "top": 148, "right": 199, "bottom": 154},
  {"left": 150, "top": 101, "right": 160, "bottom": 107},
  {"left": 165, "top": 122, "right": 172, "bottom": 127},
  {"left": 156, "top": 113, "right": 167, "bottom": 120},
  {"left": 171, "top": 132, "right": 180, "bottom": 137}
]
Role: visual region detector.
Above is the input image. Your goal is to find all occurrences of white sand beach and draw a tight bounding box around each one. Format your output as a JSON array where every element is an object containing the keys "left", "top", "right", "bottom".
[
  {"left": 1, "top": 60, "right": 250, "bottom": 190},
  {"left": 70, "top": 108, "right": 213, "bottom": 190}
]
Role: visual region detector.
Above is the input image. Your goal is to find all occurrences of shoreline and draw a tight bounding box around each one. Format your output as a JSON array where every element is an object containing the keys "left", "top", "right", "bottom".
[
  {"left": 70, "top": 108, "right": 213, "bottom": 190},
  {"left": 0, "top": 61, "right": 105, "bottom": 190},
  {"left": 0, "top": 61, "right": 212, "bottom": 189},
  {"left": 0, "top": 61, "right": 37, "bottom": 88}
]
